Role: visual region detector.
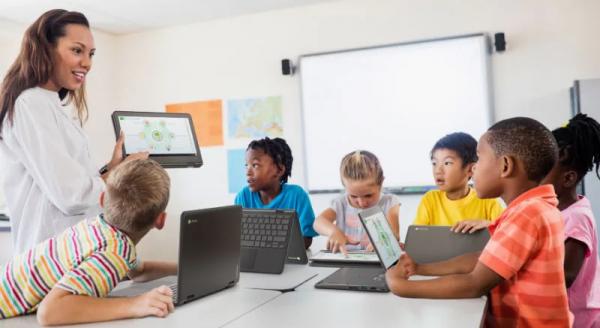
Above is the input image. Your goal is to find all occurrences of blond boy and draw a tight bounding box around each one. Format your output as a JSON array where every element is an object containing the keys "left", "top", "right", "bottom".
[{"left": 0, "top": 159, "right": 176, "bottom": 325}]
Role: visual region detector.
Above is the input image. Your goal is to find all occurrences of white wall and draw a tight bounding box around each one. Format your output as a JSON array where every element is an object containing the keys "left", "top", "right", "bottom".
[
  {"left": 2, "top": 0, "right": 600, "bottom": 261},
  {"left": 107, "top": 0, "right": 600, "bottom": 261}
]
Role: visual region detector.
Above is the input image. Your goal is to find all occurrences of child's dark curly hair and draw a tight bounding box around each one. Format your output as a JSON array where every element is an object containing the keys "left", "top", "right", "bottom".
[
  {"left": 552, "top": 113, "right": 600, "bottom": 181},
  {"left": 247, "top": 137, "right": 293, "bottom": 183}
]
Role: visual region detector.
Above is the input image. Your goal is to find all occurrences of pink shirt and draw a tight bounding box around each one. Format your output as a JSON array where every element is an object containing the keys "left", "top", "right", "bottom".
[{"left": 563, "top": 196, "right": 600, "bottom": 327}]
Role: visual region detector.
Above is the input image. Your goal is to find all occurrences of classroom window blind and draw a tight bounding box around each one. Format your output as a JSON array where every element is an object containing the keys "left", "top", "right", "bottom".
[{"left": 299, "top": 34, "right": 493, "bottom": 193}]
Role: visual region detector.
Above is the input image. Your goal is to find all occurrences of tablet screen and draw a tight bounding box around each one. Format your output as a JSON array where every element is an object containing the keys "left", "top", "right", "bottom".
[
  {"left": 117, "top": 115, "right": 197, "bottom": 155},
  {"left": 311, "top": 250, "right": 380, "bottom": 263},
  {"left": 360, "top": 209, "right": 402, "bottom": 269}
]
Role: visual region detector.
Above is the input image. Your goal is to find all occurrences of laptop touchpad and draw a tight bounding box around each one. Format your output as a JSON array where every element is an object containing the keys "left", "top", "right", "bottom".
[{"left": 241, "top": 248, "right": 258, "bottom": 269}]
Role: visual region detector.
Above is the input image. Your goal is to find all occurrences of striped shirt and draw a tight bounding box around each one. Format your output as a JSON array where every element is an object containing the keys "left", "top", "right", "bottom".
[
  {"left": 0, "top": 215, "right": 137, "bottom": 319},
  {"left": 479, "top": 185, "right": 572, "bottom": 327}
]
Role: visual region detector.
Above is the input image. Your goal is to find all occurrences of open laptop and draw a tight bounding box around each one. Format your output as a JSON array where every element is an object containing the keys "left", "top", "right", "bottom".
[
  {"left": 314, "top": 206, "right": 401, "bottom": 292},
  {"left": 404, "top": 225, "right": 490, "bottom": 264},
  {"left": 110, "top": 205, "right": 242, "bottom": 305},
  {"left": 285, "top": 211, "right": 309, "bottom": 265},
  {"left": 240, "top": 209, "right": 308, "bottom": 274}
]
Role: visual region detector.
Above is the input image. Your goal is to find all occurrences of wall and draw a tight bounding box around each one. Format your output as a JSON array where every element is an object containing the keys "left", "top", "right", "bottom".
[
  {"left": 2, "top": 0, "right": 600, "bottom": 261},
  {"left": 107, "top": 0, "right": 600, "bottom": 261}
]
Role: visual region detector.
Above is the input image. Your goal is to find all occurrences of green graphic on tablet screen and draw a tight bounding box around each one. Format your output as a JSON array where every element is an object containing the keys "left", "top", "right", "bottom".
[
  {"left": 363, "top": 211, "right": 402, "bottom": 268},
  {"left": 138, "top": 119, "right": 175, "bottom": 151},
  {"left": 119, "top": 116, "right": 196, "bottom": 155}
]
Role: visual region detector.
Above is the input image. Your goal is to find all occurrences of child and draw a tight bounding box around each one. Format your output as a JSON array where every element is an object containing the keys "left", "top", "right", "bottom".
[
  {"left": 314, "top": 150, "right": 400, "bottom": 255},
  {"left": 413, "top": 132, "right": 503, "bottom": 233},
  {"left": 234, "top": 137, "right": 317, "bottom": 248},
  {"left": 543, "top": 113, "right": 600, "bottom": 327},
  {"left": 0, "top": 159, "right": 177, "bottom": 325},
  {"left": 386, "top": 117, "right": 572, "bottom": 326}
]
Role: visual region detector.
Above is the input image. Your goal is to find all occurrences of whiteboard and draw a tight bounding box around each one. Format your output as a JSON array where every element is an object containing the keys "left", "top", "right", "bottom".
[{"left": 299, "top": 34, "right": 493, "bottom": 192}]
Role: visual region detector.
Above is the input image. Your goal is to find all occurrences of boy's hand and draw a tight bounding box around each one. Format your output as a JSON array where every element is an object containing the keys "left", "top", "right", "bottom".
[
  {"left": 450, "top": 220, "right": 490, "bottom": 234},
  {"left": 398, "top": 253, "right": 418, "bottom": 277},
  {"left": 386, "top": 261, "right": 409, "bottom": 280},
  {"left": 326, "top": 230, "right": 359, "bottom": 255},
  {"left": 365, "top": 243, "right": 374, "bottom": 252},
  {"left": 131, "top": 286, "right": 174, "bottom": 318}
]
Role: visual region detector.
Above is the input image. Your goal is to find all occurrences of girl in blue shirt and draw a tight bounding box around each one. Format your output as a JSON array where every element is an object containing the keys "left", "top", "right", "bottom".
[{"left": 234, "top": 137, "right": 317, "bottom": 248}]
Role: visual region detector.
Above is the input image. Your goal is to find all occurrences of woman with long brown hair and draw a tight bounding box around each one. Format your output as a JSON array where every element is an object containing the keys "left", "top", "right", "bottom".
[{"left": 0, "top": 9, "right": 146, "bottom": 254}]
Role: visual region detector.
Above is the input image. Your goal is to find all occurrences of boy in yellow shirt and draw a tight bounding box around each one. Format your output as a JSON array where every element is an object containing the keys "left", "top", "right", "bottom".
[{"left": 413, "top": 132, "right": 503, "bottom": 232}]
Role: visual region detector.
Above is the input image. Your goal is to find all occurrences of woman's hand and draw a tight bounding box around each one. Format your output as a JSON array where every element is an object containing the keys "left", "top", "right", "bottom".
[
  {"left": 102, "top": 132, "right": 149, "bottom": 180},
  {"left": 108, "top": 132, "right": 127, "bottom": 170}
]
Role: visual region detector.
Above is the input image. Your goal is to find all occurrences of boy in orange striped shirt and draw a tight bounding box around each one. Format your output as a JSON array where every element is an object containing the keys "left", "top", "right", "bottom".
[{"left": 386, "top": 117, "right": 572, "bottom": 327}]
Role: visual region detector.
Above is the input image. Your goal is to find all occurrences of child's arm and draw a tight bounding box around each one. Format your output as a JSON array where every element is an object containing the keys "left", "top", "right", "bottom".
[
  {"left": 385, "top": 254, "right": 503, "bottom": 298},
  {"left": 313, "top": 208, "right": 358, "bottom": 255},
  {"left": 313, "top": 208, "right": 338, "bottom": 236},
  {"left": 397, "top": 252, "right": 481, "bottom": 277},
  {"left": 564, "top": 238, "right": 587, "bottom": 288},
  {"left": 36, "top": 285, "right": 174, "bottom": 326},
  {"left": 128, "top": 261, "right": 178, "bottom": 283}
]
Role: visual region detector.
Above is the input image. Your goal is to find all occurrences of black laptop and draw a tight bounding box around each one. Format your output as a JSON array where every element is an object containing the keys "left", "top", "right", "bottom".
[
  {"left": 315, "top": 206, "right": 402, "bottom": 292},
  {"left": 404, "top": 225, "right": 490, "bottom": 264},
  {"left": 240, "top": 209, "right": 308, "bottom": 274},
  {"left": 110, "top": 205, "right": 242, "bottom": 305}
]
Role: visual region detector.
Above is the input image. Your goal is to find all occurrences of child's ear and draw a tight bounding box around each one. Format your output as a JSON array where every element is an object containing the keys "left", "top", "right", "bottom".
[
  {"left": 99, "top": 191, "right": 105, "bottom": 208},
  {"left": 500, "top": 155, "right": 516, "bottom": 178},
  {"left": 563, "top": 170, "right": 579, "bottom": 188},
  {"left": 154, "top": 212, "right": 167, "bottom": 230},
  {"left": 465, "top": 163, "right": 475, "bottom": 178},
  {"left": 275, "top": 164, "right": 285, "bottom": 179}
]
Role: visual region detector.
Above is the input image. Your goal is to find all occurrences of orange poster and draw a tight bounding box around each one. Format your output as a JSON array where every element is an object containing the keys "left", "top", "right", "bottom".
[{"left": 165, "top": 100, "right": 224, "bottom": 147}]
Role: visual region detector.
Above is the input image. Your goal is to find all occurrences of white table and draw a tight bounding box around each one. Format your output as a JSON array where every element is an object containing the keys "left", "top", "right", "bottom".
[
  {"left": 2, "top": 237, "right": 487, "bottom": 327},
  {"left": 226, "top": 288, "right": 487, "bottom": 328},
  {"left": 1, "top": 285, "right": 281, "bottom": 328},
  {"left": 294, "top": 265, "right": 339, "bottom": 291},
  {"left": 239, "top": 263, "right": 327, "bottom": 291}
]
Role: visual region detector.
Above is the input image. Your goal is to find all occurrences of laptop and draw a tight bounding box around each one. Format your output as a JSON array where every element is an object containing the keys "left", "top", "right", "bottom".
[
  {"left": 314, "top": 206, "right": 402, "bottom": 292},
  {"left": 110, "top": 205, "right": 242, "bottom": 305},
  {"left": 285, "top": 211, "right": 309, "bottom": 265},
  {"left": 404, "top": 225, "right": 490, "bottom": 264},
  {"left": 240, "top": 209, "right": 307, "bottom": 274}
]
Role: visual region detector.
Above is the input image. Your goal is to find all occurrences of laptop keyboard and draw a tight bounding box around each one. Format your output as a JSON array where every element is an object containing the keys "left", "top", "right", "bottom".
[
  {"left": 241, "top": 212, "right": 290, "bottom": 248},
  {"left": 168, "top": 282, "right": 178, "bottom": 302}
]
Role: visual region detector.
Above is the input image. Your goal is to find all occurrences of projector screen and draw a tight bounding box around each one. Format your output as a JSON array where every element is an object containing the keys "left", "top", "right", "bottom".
[{"left": 299, "top": 34, "right": 493, "bottom": 193}]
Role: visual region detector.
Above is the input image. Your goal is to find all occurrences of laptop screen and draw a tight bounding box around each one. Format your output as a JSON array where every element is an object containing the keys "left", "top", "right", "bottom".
[{"left": 359, "top": 208, "right": 402, "bottom": 269}]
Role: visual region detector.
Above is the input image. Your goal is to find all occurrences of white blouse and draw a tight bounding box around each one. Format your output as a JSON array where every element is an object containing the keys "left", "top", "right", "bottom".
[{"left": 0, "top": 87, "right": 104, "bottom": 254}]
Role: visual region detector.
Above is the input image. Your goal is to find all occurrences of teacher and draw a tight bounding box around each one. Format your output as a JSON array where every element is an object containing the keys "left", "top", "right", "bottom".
[{"left": 0, "top": 9, "right": 147, "bottom": 254}]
